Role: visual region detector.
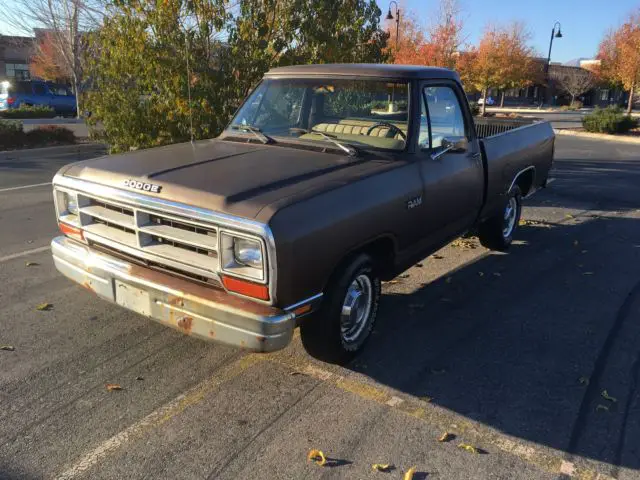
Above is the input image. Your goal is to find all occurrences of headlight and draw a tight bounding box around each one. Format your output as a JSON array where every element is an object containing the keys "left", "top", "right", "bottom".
[
  {"left": 55, "top": 189, "right": 80, "bottom": 221},
  {"left": 220, "top": 232, "right": 266, "bottom": 282},
  {"left": 233, "top": 238, "right": 263, "bottom": 268},
  {"left": 63, "top": 192, "right": 79, "bottom": 215}
]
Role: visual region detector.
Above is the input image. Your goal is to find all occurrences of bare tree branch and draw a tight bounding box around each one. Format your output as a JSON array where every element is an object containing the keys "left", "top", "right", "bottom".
[{"left": 551, "top": 67, "right": 595, "bottom": 105}]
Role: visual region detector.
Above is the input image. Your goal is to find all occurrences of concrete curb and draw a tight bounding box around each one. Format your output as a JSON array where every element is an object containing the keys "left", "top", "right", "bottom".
[
  {"left": 554, "top": 129, "right": 640, "bottom": 144},
  {"left": 0, "top": 142, "right": 107, "bottom": 160}
]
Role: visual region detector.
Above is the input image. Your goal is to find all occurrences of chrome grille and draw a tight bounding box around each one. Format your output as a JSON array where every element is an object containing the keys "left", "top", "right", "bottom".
[{"left": 76, "top": 193, "right": 220, "bottom": 280}]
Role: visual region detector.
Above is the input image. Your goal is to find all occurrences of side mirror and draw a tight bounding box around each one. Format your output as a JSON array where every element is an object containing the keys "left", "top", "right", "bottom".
[{"left": 431, "top": 136, "right": 467, "bottom": 160}]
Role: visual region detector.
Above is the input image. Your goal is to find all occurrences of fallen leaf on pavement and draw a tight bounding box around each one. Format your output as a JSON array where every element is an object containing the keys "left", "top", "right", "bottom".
[
  {"left": 415, "top": 263, "right": 424, "bottom": 268},
  {"left": 420, "top": 395, "right": 432, "bottom": 402},
  {"left": 307, "top": 449, "right": 327, "bottom": 466},
  {"left": 383, "top": 280, "right": 399, "bottom": 285},
  {"left": 1, "top": 345, "right": 15, "bottom": 351},
  {"left": 596, "top": 404, "right": 610, "bottom": 412},
  {"left": 372, "top": 463, "right": 393, "bottom": 472},
  {"left": 578, "top": 376, "right": 590, "bottom": 386},
  {"left": 403, "top": 467, "right": 417, "bottom": 480},
  {"left": 601, "top": 390, "right": 617, "bottom": 402},
  {"left": 399, "top": 274, "right": 410, "bottom": 279},
  {"left": 566, "top": 214, "right": 574, "bottom": 219},
  {"left": 105, "top": 383, "right": 122, "bottom": 391},
  {"left": 438, "top": 432, "right": 454, "bottom": 442},
  {"left": 36, "top": 303, "right": 53, "bottom": 311},
  {"left": 458, "top": 443, "right": 479, "bottom": 454},
  {"left": 25, "top": 262, "right": 39, "bottom": 267},
  {"left": 136, "top": 376, "right": 145, "bottom": 381},
  {"left": 451, "top": 239, "right": 477, "bottom": 250},
  {"left": 432, "top": 254, "right": 444, "bottom": 259}
]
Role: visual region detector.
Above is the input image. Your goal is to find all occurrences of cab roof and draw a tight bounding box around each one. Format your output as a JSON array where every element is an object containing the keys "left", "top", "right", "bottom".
[{"left": 264, "top": 63, "right": 460, "bottom": 81}]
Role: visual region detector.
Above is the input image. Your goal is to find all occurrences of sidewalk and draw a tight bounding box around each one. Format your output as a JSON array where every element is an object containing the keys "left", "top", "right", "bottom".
[{"left": 486, "top": 106, "right": 640, "bottom": 116}]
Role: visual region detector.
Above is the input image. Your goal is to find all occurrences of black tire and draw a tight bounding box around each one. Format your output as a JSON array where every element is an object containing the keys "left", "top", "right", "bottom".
[
  {"left": 478, "top": 185, "right": 522, "bottom": 252},
  {"left": 299, "top": 254, "right": 381, "bottom": 365}
]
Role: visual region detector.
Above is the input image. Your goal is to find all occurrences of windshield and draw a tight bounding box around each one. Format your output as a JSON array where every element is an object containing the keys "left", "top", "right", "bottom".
[{"left": 228, "top": 78, "right": 410, "bottom": 152}]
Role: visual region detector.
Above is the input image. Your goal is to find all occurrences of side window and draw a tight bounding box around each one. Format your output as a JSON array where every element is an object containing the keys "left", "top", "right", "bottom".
[
  {"left": 424, "top": 86, "right": 467, "bottom": 149},
  {"left": 33, "top": 83, "right": 47, "bottom": 96}
]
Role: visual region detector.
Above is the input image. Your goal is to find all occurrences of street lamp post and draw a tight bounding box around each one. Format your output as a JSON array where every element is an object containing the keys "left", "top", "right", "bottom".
[
  {"left": 542, "top": 21, "right": 563, "bottom": 107},
  {"left": 545, "top": 21, "right": 563, "bottom": 74},
  {"left": 386, "top": 1, "right": 400, "bottom": 50}
]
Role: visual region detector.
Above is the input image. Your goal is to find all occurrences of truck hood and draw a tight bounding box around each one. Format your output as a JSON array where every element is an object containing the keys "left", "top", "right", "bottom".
[{"left": 61, "top": 139, "right": 397, "bottom": 222}]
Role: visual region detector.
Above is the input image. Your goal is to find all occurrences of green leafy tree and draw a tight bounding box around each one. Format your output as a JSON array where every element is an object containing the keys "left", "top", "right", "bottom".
[{"left": 85, "top": 0, "right": 388, "bottom": 152}]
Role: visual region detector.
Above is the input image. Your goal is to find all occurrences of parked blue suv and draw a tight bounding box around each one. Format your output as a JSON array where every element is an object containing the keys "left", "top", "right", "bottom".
[{"left": 0, "top": 80, "right": 76, "bottom": 116}]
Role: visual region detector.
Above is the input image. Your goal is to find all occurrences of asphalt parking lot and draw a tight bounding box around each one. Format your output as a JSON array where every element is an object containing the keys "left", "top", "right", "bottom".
[{"left": 1, "top": 136, "right": 640, "bottom": 480}]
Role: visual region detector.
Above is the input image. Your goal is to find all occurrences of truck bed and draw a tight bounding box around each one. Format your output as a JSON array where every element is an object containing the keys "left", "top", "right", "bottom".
[{"left": 474, "top": 117, "right": 555, "bottom": 222}]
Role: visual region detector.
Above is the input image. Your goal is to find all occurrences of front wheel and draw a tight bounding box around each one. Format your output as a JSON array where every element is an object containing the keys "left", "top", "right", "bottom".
[
  {"left": 299, "top": 254, "right": 381, "bottom": 365},
  {"left": 478, "top": 185, "right": 522, "bottom": 251}
]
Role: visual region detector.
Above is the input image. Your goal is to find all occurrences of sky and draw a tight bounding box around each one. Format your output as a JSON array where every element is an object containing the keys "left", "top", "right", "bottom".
[
  {"left": 0, "top": 0, "right": 636, "bottom": 64},
  {"left": 376, "top": 0, "right": 639, "bottom": 63}
]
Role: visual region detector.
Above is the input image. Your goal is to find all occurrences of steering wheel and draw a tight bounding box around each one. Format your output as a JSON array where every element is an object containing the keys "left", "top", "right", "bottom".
[{"left": 366, "top": 122, "right": 406, "bottom": 140}]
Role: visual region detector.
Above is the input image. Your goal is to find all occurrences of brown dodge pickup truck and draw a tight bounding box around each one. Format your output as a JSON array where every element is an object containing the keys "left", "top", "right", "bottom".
[{"left": 51, "top": 64, "right": 554, "bottom": 363}]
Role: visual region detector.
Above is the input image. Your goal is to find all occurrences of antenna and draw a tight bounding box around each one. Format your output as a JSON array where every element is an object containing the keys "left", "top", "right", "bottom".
[{"left": 185, "top": 35, "right": 195, "bottom": 145}]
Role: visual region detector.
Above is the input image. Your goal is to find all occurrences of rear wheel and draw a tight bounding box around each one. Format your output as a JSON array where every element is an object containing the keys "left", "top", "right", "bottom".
[
  {"left": 478, "top": 185, "right": 522, "bottom": 251},
  {"left": 299, "top": 254, "right": 380, "bottom": 365}
]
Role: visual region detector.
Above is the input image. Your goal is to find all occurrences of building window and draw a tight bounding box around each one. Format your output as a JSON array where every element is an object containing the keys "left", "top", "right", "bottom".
[
  {"left": 6, "top": 63, "right": 30, "bottom": 80},
  {"left": 600, "top": 89, "right": 609, "bottom": 101}
]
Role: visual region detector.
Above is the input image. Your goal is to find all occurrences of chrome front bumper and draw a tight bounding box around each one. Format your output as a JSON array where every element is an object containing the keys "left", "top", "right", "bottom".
[{"left": 51, "top": 236, "right": 295, "bottom": 352}]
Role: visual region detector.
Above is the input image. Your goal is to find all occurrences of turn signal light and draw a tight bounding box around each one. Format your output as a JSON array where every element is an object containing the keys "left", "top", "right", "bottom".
[
  {"left": 222, "top": 275, "right": 269, "bottom": 301},
  {"left": 58, "top": 222, "right": 84, "bottom": 240}
]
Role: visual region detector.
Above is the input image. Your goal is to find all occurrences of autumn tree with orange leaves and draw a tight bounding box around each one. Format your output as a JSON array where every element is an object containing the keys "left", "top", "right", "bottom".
[
  {"left": 387, "top": 0, "right": 464, "bottom": 69},
  {"left": 30, "top": 32, "right": 70, "bottom": 82},
  {"left": 493, "top": 22, "right": 537, "bottom": 107},
  {"left": 596, "top": 10, "right": 640, "bottom": 113},
  {"left": 463, "top": 23, "right": 537, "bottom": 115}
]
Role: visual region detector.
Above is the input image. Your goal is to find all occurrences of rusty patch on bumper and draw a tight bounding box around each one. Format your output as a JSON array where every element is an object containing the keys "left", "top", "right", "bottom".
[{"left": 176, "top": 316, "right": 193, "bottom": 333}]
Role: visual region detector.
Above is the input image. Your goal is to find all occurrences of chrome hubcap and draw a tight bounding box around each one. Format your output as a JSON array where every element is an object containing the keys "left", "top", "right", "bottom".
[
  {"left": 340, "top": 274, "right": 373, "bottom": 343},
  {"left": 503, "top": 197, "right": 518, "bottom": 238}
]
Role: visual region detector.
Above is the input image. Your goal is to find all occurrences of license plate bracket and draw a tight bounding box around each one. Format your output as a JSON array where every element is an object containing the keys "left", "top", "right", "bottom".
[{"left": 115, "top": 280, "right": 151, "bottom": 317}]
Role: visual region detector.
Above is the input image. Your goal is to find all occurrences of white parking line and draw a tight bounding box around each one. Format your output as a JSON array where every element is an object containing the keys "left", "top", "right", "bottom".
[
  {"left": 0, "top": 246, "right": 50, "bottom": 263},
  {"left": 0, "top": 182, "right": 51, "bottom": 193}
]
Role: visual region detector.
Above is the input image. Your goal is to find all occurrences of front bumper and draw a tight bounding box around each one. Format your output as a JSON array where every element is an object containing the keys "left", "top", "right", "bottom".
[{"left": 51, "top": 236, "right": 295, "bottom": 352}]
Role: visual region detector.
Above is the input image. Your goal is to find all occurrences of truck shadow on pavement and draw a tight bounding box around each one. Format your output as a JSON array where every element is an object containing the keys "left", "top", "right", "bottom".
[{"left": 352, "top": 211, "right": 640, "bottom": 472}]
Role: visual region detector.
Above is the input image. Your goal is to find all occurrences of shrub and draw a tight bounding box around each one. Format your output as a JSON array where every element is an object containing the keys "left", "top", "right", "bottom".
[
  {"left": 582, "top": 106, "right": 638, "bottom": 134},
  {"left": 0, "top": 119, "right": 25, "bottom": 149},
  {"left": 0, "top": 122, "right": 75, "bottom": 150},
  {"left": 25, "top": 126, "right": 75, "bottom": 146},
  {"left": 0, "top": 105, "right": 56, "bottom": 119},
  {"left": 468, "top": 101, "right": 480, "bottom": 116}
]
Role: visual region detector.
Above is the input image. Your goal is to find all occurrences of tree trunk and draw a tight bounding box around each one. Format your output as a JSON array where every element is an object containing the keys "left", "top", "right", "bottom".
[
  {"left": 627, "top": 82, "right": 635, "bottom": 114},
  {"left": 500, "top": 91, "right": 505, "bottom": 108},
  {"left": 482, "top": 88, "right": 487, "bottom": 116},
  {"left": 73, "top": 74, "right": 81, "bottom": 119}
]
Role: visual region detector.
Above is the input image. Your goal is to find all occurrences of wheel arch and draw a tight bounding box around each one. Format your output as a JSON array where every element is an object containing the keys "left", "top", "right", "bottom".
[
  {"left": 510, "top": 166, "right": 535, "bottom": 197},
  {"left": 322, "top": 234, "right": 398, "bottom": 291}
]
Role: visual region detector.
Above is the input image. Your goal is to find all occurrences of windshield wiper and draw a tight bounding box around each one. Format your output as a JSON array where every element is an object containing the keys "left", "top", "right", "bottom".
[
  {"left": 230, "top": 124, "right": 273, "bottom": 144},
  {"left": 290, "top": 127, "right": 359, "bottom": 157}
]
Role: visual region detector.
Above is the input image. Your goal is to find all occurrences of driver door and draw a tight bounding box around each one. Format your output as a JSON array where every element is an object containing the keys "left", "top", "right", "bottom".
[{"left": 416, "top": 82, "right": 484, "bottom": 241}]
